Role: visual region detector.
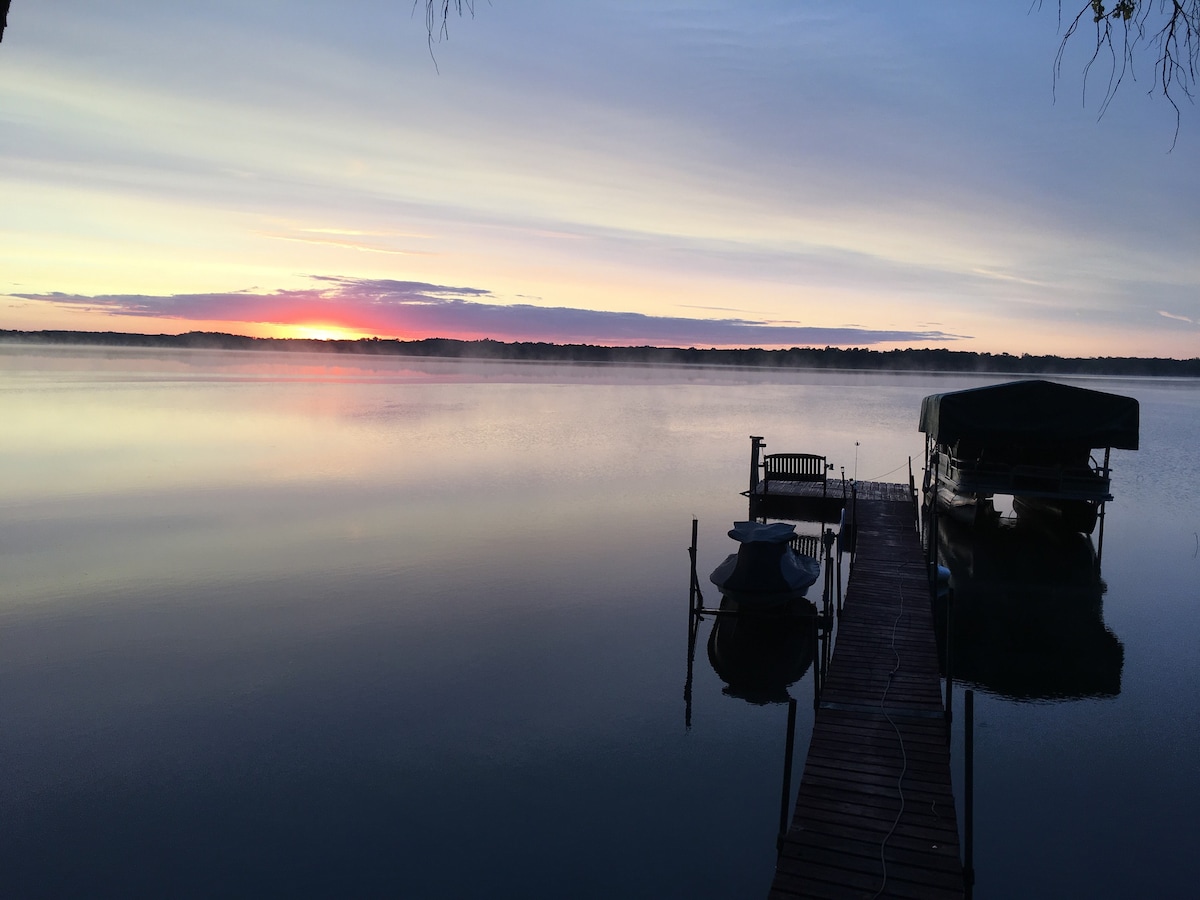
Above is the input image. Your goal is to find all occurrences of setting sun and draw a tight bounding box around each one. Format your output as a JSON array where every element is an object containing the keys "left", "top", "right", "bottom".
[{"left": 274, "top": 324, "right": 373, "bottom": 342}]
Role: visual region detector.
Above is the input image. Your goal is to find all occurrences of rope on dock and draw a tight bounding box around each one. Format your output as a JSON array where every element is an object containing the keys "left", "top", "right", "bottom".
[{"left": 872, "top": 573, "right": 911, "bottom": 900}]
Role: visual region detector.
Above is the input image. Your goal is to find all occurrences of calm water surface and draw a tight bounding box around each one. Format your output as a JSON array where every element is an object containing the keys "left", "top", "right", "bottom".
[{"left": 2, "top": 346, "right": 1197, "bottom": 898}]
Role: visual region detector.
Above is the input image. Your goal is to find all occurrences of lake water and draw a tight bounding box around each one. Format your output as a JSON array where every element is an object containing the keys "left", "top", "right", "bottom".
[{"left": 2, "top": 345, "right": 1197, "bottom": 898}]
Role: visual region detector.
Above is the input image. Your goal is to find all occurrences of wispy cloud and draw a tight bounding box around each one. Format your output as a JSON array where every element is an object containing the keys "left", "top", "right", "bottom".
[
  {"left": 1158, "top": 310, "right": 1199, "bottom": 326},
  {"left": 256, "top": 229, "right": 435, "bottom": 256},
  {"left": 14, "top": 277, "right": 965, "bottom": 348}
]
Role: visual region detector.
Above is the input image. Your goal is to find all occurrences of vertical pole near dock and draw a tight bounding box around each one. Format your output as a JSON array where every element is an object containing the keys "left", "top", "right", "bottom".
[
  {"left": 1097, "top": 447, "right": 1111, "bottom": 567},
  {"left": 749, "top": 436, "right": 764, "bottom": 496},
  {"left": 909, "top": 456, "right": 919, "bottom": 531},
  {"left": 944, "top": 587, "right": 954, "bottom": 731},
  {"left": 689, "top": 517, "right": 700, "bottom": 613},
  {"left": 812, "top": 618, "right": 821, "bottom": 710},
  {"left": 685, "top": 518, "right": 699, "bottom": 729},
  {"left": 848, "top": 480, "right": 858, "bottom": 573},
  {"left": 964, "top": 689, "right": 975, "bottom": 899}
]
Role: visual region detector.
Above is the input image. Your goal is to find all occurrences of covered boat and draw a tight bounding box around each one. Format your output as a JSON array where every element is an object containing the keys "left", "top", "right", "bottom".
[
  {"left": 708, "top": 521, "right": 821, "bottom": 608},
  {"left": 918, "top": 380, "right": 1139, "bottom": 533}
]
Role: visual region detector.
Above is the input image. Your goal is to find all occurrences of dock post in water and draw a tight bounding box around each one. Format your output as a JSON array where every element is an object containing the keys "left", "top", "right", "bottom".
[
  {"left": 964, "top": 689, "right": 975, "bottom": 900},
  {"left": 684, "top": 518, "right": 701, "bottom": 729},
  {"left": 944, "top": 586, "right": 954, "bottom": 731},
  {"left": 750, "top": 435, "right": 765, "bottom": 495}
]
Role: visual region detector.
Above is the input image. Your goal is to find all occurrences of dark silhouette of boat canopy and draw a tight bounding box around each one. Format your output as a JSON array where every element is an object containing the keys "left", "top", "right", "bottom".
[
  {"left": 920, "top": 380, "right": 1140, "bottom": 533},
  {"left": 919, "top": 379, "right": 1140, "bottom": 454}
]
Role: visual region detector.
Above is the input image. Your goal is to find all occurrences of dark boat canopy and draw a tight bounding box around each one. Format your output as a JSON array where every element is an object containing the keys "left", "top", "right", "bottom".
[{"left": 919, "top": 380, "right": 1139, "bottom": 452}]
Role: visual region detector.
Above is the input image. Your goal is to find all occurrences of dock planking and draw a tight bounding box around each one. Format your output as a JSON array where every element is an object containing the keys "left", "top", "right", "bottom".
[{"left": 769, "top": 494, "right": 963, "bottom": 900}]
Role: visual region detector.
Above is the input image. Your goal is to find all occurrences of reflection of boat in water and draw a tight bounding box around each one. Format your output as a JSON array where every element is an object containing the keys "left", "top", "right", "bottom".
[
  {"left": 934, "top": 516, "right": 1123, "bottom": 700},
  {"left": 706, "top": 597, "right": 817, "bottom": 704},
  {"left": 919, "top": 380, "right": 1139, "bottom": 535},
  {"left": 709, "top": 521, "right": 820, "bottom": 608},
  {"left": 931, "top": 484, "right": 999, "bottom": 528},
  {"left": 1011, "top": 495, "right": 1099, "bottom": 535}
]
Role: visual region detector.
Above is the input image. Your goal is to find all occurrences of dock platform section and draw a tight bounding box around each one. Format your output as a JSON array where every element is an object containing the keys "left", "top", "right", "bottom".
[{"left": 769, "top": 495, "right": 963, "bottom": 900}]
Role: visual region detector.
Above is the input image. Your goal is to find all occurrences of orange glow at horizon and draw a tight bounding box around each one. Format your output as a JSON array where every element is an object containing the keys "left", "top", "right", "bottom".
[{"left": 269, "top": 324, "right": 380, "bottom": 342}]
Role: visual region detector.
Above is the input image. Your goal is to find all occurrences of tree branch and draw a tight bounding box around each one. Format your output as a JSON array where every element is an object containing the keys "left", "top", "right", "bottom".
[
  {"left": 421, "top": 1, "right": 476, "bottom": 42},
  {"left": 1053, "top": 1, "right": 1200, "bottom": 147}
]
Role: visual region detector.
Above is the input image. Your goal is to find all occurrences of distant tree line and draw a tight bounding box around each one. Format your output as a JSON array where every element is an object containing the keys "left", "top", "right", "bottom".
[{"left": 3, "top": 329, "right": 1198, "bottom": 377}]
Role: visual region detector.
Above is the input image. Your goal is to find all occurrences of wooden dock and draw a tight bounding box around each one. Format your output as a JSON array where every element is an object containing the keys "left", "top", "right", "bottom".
[
  {"left": 751, "top": 478, "right": 912, "bottom": 504},
  {"left": 769, "top": 493, "right": 964, "bottom": 900}
]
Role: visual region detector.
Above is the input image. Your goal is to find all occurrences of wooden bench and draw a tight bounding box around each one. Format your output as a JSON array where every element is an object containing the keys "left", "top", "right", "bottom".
[{"left": 762, "top": 453, "right": 829, "bottom": 498}]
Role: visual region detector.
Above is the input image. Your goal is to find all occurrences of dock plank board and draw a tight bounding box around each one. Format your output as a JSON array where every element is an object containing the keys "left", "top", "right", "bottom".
[{"left": 769, "top": 493, "right": 964, "bottom": 899}]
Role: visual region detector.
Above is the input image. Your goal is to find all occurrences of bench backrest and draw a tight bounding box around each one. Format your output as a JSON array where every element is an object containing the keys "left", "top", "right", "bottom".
[
  {"left": 763, "top": 453, "right": 828, "bottom": 483},
  {"left": 790, "top": 532, "right": 821, "bottom": 559}
]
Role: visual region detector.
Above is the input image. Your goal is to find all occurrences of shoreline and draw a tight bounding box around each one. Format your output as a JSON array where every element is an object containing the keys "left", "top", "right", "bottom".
[{"left": 3, "top": 329, "right": 1198, "bottom": 378}]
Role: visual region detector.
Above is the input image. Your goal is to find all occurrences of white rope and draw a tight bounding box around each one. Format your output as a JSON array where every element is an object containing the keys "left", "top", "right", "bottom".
[
  {"left": 871, "top": 571, "right": 912, "bottom": 900},
  {"left": 864, "top": 445, "right": 926, "bottom": 484}
]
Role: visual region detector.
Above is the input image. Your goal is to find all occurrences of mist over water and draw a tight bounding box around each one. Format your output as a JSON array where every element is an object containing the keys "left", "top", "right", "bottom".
[{"left": 2, "top": 346, "right": 1197, "bottom": 898}]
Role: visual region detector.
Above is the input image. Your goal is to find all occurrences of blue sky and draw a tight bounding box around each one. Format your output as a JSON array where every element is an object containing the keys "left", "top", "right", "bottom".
[{"left": 1, "top": 1, "right": 1197, "bottom": 356}]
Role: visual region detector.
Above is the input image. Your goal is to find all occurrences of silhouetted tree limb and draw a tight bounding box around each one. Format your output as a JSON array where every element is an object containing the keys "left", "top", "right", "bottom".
[
  {"left": 420, "top": 0, "right": 476, "bottom": 73},
  {"left": 423, "top": 0, "right": 475, "bottom": 42},
  {"left": 1052, "top": 1, "right": 1200, "bottom": 145}
]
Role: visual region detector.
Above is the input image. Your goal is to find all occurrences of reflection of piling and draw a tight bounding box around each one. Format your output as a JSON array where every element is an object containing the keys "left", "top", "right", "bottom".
[{"left": 777, "top": 697, "right": 798, "bottom": 852}]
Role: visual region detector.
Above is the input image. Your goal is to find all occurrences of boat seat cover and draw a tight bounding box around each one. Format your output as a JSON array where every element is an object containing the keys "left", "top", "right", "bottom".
[{"left": 715, "top": 542, "right": 821, "bottom": 594}]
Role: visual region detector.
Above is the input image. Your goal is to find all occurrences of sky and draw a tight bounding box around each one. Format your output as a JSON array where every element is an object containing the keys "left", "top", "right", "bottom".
[{"left": 1, "top": 1, "right": 1197, "bottom": 357}]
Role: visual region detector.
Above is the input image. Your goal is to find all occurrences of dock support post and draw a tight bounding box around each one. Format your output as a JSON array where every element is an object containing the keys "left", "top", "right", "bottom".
[
  {"left": 909, "top": 455, "right": 919, "bottom": 530},
  {"left": 812, "top": 619, "right": 822, "bottom": 710},
  {"left": 944, "top": 587, "right": 954, "bottom": 732},
  {"left": 685, "top": 518, "right": 700, "bottom": 729},
  {"left": 688, "top": 518, "right": 700, "bottom": 611},
  {"left": 1097, "top": 447, "right": 1111, "bottom": 567},
  {"left": 848, "top": 480, "right": 859, "bottom": 575},
  {"left": 749, "top": 435, "right": 764, "bottom": 496},
  {"left": 835, "top": 541, "right": 844, "bottom": 613},
  {"left": 777, "top": 697, "right": 798, "bottom": 852},
  {"left": 926, "top": 470, "right": 940, "bottom": 568},
  {"left": 964, "top": 688, "right": 975, "bottom": 899}
]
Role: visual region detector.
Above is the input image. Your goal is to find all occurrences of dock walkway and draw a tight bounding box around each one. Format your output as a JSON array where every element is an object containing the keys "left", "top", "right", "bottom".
[{"left": 769, "top": 494, "right": 963, "bottom": 900}]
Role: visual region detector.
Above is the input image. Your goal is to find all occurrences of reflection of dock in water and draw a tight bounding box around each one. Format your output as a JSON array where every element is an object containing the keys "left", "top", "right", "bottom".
[
  {"left": 935, "top": 518, "right": 1124, "bottom": 701},
  {"left": 770, "top": 495, "right": 964, "bottom": 899}
]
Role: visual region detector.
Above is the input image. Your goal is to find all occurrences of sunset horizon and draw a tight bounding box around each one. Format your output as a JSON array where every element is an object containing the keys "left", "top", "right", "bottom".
[{"left": 3, "top": 4, "right": 1198, "bottom": 358}]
